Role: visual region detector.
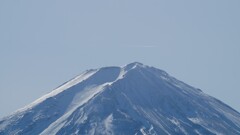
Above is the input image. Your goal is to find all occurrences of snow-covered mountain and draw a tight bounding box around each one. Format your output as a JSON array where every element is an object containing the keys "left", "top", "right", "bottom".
[{"left": 1, "top": 62, "right": 240, "bottom": 135}]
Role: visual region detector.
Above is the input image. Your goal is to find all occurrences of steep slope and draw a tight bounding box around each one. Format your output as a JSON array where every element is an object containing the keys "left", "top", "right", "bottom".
[{"left": 0, "top": 62, "right": 240, "bottom": 135}]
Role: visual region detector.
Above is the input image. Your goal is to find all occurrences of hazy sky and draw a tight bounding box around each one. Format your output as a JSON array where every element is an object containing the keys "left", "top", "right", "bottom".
[{"left": 1, "top": 0, "right": 240, "bottom": 117}]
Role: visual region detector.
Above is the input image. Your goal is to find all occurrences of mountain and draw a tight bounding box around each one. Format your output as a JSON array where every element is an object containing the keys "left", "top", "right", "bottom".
[{"left": 0, "top": 62, "right": 240, "bottom": 135}]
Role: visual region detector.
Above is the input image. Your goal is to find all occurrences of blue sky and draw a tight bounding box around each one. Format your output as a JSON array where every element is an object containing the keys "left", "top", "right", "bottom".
[{"left": 0, "top": 0, "right": 240, "bottom": 117}]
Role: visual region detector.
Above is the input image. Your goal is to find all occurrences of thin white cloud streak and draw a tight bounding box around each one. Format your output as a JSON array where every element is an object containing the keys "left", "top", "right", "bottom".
[{"left": 125, "top": 45, "right": 159, "bottom": 48}]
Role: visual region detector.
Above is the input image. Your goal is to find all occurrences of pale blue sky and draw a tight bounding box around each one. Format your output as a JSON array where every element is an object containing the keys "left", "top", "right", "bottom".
[{"left": 1, "top": 0, "right": 240, "bottom": 117}]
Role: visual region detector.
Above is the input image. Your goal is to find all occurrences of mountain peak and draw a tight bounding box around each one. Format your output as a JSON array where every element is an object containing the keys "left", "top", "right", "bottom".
[
  {"left": 1, "top": 63, "right": 240, "bottom": 135},
  {"left": 124, "top": 62, "right": 145, "bottom": 70},
  {"left": 127, "top": 62, "right": 144, "bottom": 65}
]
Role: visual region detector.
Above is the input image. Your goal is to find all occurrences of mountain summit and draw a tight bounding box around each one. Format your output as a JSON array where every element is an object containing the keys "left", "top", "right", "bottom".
[{"left": 1, "top": 62, "right": 240, "bottom": 135}]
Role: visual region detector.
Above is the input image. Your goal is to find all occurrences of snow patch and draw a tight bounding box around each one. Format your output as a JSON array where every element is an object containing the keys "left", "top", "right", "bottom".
[
  {"left": 169, "top": 118, "right": 188, "bottom": 135},
  {"left": 103, "top": 114, "right": 113, "bottom": 135},
  {"left": 140, "top": 127, "right": 147, "bottom": 135},
  {"left": 188, "top": 117, "right": 203, "bottom": 124}
]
